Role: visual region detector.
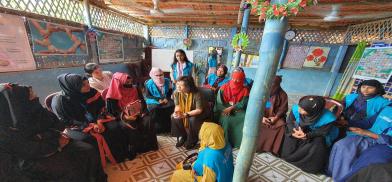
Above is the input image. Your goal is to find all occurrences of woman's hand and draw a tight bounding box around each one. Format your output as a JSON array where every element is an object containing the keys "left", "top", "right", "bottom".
[
  {"left": 124, "top": 114, "right": 137, "bottom": 121},
  {"left": 172, "top": 111, "right": 184, "bottom": 119},
  {"left": 58, "top": 134, "right": 70, "bottom": 149},
  {"left": 159, "top": 98, "right": 168, "bottom": 105},
  {"left": 336, "top": 116, "right": 348, "bottom": 126},
  {"left": 349, "top": 127, "right": 377, "bottom": 139},
  {"left": 262, "top": 117, "right": 271, "bottom": 126},
  {"left": 222, "top": 106, "right": 234, "bottom": 116},
  {"left": 93, "top": 123, "right": 105, "bottom": 133},
  {"left": 268, "top": 116, "right": 278, "bottom": 125},
  {"left": 292, "top": 127, "right": 306, "bottom": 139}
]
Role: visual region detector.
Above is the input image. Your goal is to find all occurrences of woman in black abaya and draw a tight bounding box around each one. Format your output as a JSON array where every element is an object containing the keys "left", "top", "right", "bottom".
[{"left": 0, "top": 83, "right": 106, "bottom": 182}]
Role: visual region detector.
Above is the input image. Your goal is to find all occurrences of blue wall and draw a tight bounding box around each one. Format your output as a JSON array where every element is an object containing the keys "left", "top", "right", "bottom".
[
  {"left": 0, "top": 64, "right": 129, "bottom": 102},
  {"left": 242, "top": 43, "right": 346, "bottom": 98},
  {"left": 151, "top": 37, "right": 230, "bottom": 84}
]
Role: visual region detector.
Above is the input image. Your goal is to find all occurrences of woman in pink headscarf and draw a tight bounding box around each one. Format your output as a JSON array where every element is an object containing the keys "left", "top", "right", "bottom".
[
  {"left": 145, "top": 67, "right": 174, "bottom": 133},
  {"left": 106, "top": 72, "right": 158, "bottom": 157}
]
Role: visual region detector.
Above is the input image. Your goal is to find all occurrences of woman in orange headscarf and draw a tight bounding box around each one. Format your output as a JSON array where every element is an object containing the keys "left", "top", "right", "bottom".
[{"left": 214, "top": 71, "right": 250, "bottom": 148}]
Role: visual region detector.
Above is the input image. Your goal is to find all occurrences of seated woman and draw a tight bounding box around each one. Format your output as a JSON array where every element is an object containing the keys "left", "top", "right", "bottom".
[
  {"left": 51, "top": 73, "right": 129, "bottom": 163},
  {"left": 232, "top": 67, "right": 253, "bottom": 88},
  {"left": 0, "top": 83, "right": 106, "bottom": 182},
  {"left": 339, "top": 79, "right": 390, "bottom": 134},
  {"left": 145, "top": 67, "right": 174, "bottom": 133},
  {"left": 84, "top": 63, "right": 112, "bottom": 93},
  {"left": 171, "top": 76, "right": 208, "bottom": 149},
  {"left": 106, "top": 72, "right": 158, "bottom": 153},
  {"left": 204, "top": 64, "right": 229, "bottom": 92},
  {"left": 171, "top": 122, "right": 234, "bottom": 182},
  {"left": 257, "top": 76, "right": 288, "bottom": 155},
  {"left": 214, "top": 71, "right": 249, "bottom": 148},
  {"left": 281, "top": 96, "right": 338, "bottom": 174},
  {"left": 328, "top": 105, "right": 392, "bottom": 182}
]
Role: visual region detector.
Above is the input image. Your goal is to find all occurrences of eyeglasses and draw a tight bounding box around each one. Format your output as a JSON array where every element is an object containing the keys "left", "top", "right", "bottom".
[{"left": 155, "top": 74, "right": 164, "bottom": 77}]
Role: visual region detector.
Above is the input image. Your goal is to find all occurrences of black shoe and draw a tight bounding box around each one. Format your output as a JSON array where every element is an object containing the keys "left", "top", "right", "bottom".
[{"left": 176, "top": 137, "right": 186, "bottom": 147}]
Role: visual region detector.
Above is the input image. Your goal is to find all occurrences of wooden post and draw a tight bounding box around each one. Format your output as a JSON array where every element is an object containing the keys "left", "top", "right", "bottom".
[
  {"left": 82, "top": 0, "right": 99, "bottom": 63},
  {"left": 232, "top": 0, "right": 288, "bottom": 181},
  {"left": 232, "top": 3, "right": 251, "bottom": 68}
]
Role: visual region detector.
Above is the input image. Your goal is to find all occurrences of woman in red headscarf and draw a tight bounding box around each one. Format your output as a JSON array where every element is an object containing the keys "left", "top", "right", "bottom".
[
  {"left": 106, "top": 72, "right": 158, "bottom": 156},
  {"left": 214, "top": 71, "right": 250, "bottom": 148}
]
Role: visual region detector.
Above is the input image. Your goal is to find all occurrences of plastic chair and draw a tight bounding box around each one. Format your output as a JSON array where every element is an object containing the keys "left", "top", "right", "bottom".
[{"left": 44, "top": 92, "right": 60, "bottom": 112}]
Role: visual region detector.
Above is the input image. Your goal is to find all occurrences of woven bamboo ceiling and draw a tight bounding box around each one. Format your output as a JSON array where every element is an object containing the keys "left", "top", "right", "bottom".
[{"left": 91, "top": 0, "right": 392, "bottom": 29}]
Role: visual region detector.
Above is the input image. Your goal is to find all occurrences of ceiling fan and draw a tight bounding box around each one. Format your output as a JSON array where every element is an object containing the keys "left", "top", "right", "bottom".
[
  {"left": 106, "top": 0, "right": 194, "bottom": 16},
  {"left": 311, "top": 4, "right": 392, "bottom": 22},
  {"left": 150, "top": 0, "right": 195, "bottom": 16}
]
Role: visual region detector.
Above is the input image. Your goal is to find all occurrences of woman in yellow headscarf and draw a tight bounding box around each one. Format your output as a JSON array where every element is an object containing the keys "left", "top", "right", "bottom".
[{"left": 171, "top": 122, "right": 234, "bottom": 182}]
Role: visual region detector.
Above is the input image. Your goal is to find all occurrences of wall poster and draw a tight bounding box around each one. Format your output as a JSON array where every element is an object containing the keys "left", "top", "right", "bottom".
[
  {"left": 0, "top": 13, "right": 36, "bottom": 72},
  {"left": 97, "top": 31, "right": 124, "bottom": 63},
  {"left": 303, "top": 46, "right": 330, "bottom": 68},
  {"left": 353, "top": 47, "right": 392, "bottom": 83}
]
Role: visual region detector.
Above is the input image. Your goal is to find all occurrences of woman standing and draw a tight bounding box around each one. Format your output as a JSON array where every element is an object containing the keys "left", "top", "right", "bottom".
[
  {"left": 281, "top": 96, "right": 338, "bottom": 174},
  {"left": 171, "top": 76, "right": 208, "bottom": 149},
  {"left": 207, "top": 49, "right": 218, "bottom": 75},
  {"left": 106, "top": 72, "right": 158, "bottom": 154},
  {"left": 214, "top": 71, "right": 249, "bottom": 148},
  {"left": 145, "top": 67, "right": 174, "bottom": 133},
  {"left": 257, "top": 76, "right": 288, "bottom": 155},
  {"left": 170, "top": 49, "right": 194, "bottom": 85}
]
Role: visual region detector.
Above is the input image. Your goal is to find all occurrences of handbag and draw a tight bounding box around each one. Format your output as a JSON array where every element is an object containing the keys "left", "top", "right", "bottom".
[{"left": 177, "top": 152, "right": 198, "bottom": 170}]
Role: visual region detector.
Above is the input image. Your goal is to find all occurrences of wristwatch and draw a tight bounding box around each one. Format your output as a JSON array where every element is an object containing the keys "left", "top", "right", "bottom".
[{"left": 185, "top": 113, "right": 190, "bottom": 118}]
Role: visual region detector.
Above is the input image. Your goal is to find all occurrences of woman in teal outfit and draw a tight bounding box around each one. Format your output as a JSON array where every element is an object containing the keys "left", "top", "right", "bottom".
[
  {"left": 339, "top": 79, "right": 390, "bottom": 132},
  {"left": 281, "top": 96, "right": 338, "bottom": 174},
  {"left": 170, "top": 49, "right": 194, "bottom": 86},
  {"left": 204, "top": 64, "right": 229, "bottom": 92},
  {"left": 145, "top": 67, "right": 174, "bottom": 133}
]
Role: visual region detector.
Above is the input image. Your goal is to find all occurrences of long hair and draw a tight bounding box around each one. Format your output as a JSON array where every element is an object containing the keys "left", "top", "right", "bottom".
[
  {"left": 177, "top": 76, "right": 198, "bottom": 93},
  {"left": 171, "top": 49, "right": 190, "bottom": 68}
]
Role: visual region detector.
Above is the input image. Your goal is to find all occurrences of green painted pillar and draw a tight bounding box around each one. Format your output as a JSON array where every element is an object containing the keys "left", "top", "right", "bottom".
[{"left": 232, "top": 0, "right": 288, "bottom": 181}]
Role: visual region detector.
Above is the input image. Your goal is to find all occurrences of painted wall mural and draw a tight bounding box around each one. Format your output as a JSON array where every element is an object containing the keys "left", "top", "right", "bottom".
[{"left": 28, "top": 19, "right": 87, "bottom": 55}]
